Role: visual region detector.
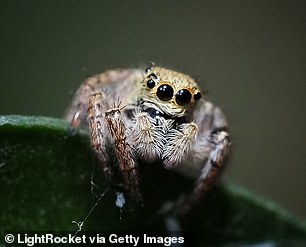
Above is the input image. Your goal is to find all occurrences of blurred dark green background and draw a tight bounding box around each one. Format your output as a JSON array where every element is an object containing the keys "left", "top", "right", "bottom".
[{"left": 1, "top": 0, "right": 305, "bottom": 218}]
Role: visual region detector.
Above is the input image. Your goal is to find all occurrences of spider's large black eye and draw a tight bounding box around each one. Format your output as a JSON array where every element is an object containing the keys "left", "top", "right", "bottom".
[
  {"left": 156, "top": 84, "right": 174, "bottom": 101},
  {"left": 175, "top": 89, "right": 192, "bottom": 106}
]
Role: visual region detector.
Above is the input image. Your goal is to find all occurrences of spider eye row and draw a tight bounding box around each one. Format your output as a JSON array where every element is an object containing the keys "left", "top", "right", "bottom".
[{"left": 146, "top": 73, "right": 201, "bottom": 106}]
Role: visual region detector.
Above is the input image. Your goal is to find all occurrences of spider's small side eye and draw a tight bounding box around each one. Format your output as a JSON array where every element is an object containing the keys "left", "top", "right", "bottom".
[
  {"left": 157, "top": 84, "right": 174, "bottom": 101},
  {"left": 147, "top": 79, "right": 155, "bottom": 89},
  {"left": 175, "top": 89, "right": 192, "bottom": 106},
  {"left": 147, "top": 73, "right": 158, "bottom": 79},
  {"left": 145, "top": 67, "right": 151, "bottom": 73},
  {"left": 194, "top": 92, "right": 202, "bottom": 101}
]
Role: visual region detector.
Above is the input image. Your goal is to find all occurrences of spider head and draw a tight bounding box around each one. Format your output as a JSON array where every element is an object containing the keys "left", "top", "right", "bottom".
[{"left": 141, "top": 66, "right": 203, "bottom": 118}]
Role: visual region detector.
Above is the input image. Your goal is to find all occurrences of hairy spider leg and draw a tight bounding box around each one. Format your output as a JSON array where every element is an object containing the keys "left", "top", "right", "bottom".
[
  {"left": 104, "top": 103, "right": 143, "bottom": 205},
  {"left": 87, "top": 92, "right": 112, "bottom": 180}
]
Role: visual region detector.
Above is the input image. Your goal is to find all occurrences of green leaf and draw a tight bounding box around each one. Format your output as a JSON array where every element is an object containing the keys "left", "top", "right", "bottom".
[{"left": 1, "top": 115, "right": 306, "bottom": 246}]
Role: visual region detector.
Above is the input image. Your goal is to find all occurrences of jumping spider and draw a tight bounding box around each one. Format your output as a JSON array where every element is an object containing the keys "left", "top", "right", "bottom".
[{"left": 65, "top": 65, "right": 230, "bottom": 215}]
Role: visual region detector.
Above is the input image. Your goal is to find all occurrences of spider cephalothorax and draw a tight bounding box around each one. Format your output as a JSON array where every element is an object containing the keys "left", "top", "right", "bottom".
[
  {"left": 139, "top": 66, "right": 202, "bottom": 119},
  {"left": 66, "top": 65, "right": 230, "bottom": 214}
]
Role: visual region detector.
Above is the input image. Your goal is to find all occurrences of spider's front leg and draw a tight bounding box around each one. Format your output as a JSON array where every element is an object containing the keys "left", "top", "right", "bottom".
[
  {"left": 177, "top": 103, "right": 231, "bottom": 216},
  {"left": 181, "top": 129, "right": 230, "bottom": 216},
  {"left": 104, "top": 103, "right": 143, "bottom": 206}
]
